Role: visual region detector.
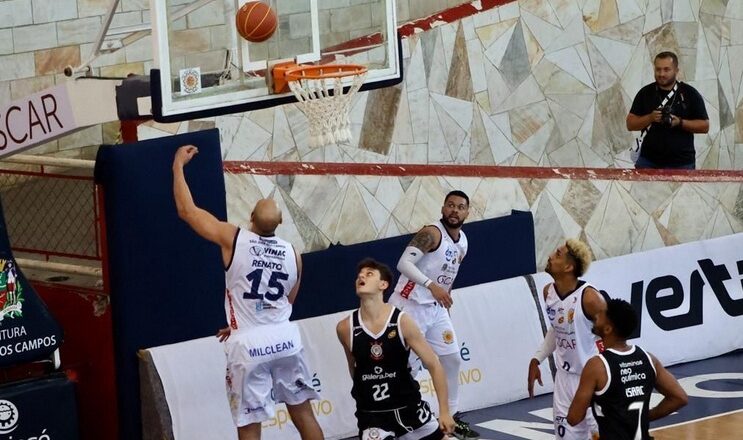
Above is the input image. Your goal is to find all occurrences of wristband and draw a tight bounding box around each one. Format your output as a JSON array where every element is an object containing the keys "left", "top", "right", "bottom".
[{"left": 424, "top": 279, "right": 432, "bottom": 288}]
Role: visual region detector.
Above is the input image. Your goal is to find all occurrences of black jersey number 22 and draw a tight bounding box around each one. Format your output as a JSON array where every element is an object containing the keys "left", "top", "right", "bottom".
[{"left": 243, "top": 268, "right": 289, "bottom": 301}]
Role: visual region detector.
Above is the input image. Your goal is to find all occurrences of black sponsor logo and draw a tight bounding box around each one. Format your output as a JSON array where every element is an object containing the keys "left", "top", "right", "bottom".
[{"left": 630, "top": 258, "right": 743, "bottom": 338}]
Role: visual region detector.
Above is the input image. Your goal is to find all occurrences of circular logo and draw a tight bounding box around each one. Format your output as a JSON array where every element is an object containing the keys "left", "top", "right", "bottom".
[
  {"left": 0, "top": 400, "right": 19, "bottom": 434},
  {"left": 180, "top": 69, "right": 201, "bottom": 94},
  {"left": 445, "top": 248, "right": 455, "bottom": 261},
  {"left": 370, "top": 342, "right": 384, "bottom": 360},
  {"left": 442, "top": 330, "right": 455, "bottom": 344}
]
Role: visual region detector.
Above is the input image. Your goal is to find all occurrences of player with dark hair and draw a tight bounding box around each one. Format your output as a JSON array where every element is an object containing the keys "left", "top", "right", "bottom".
[
  {"left": 389, "top": 190, "right": 478, "bottom": 438},
  {"left": 337, "top": 258, "right": 456, "bottom": 439},
  {"left": 567, "top": 299, "right": 688, "bottom": 439}
]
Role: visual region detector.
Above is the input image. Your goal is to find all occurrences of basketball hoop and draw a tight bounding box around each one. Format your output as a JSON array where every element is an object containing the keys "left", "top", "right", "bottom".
[{"left": 283, "top": 64, "right": 368, "bottom": 148}]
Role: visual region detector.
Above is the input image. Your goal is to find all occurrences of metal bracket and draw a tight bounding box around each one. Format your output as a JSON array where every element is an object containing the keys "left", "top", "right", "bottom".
[{"left": 65, "top": 0, "right": 218, "bottom": 77}]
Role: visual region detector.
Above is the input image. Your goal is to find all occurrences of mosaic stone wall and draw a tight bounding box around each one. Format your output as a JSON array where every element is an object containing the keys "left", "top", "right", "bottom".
[
  {"left": 138, "top": 0, "right": 743, "bottom": 169},
  {"left": 133, "top": 0, "right": 743, "bottom": 265},
  {"left": 223, "top": 172, "right": 743, "bottom": 270}
]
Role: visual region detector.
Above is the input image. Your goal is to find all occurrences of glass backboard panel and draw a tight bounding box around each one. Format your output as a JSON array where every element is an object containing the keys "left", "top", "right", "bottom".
[{"left": 150, "top": 0, "right": 401, "bottom": 122}]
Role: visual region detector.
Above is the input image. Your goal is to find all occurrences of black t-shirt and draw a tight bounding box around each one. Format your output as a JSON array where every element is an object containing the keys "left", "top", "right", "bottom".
[
  {"left": 629, "top": 82, "right": 708, "bottom": 166},
  {"left": 593, "top": 346, "right": 656, "bottom": 440},
  {"left": 350, "top": 307, "right": 422, "bottom": 412}
]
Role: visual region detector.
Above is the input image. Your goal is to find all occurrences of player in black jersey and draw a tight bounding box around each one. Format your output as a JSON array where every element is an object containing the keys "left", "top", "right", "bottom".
[
  {"left": 568, "top": 299, "right": 687, "bottom": 439},
  {"left": 337, "top": 258, "right": 456, "bottom": 439}
]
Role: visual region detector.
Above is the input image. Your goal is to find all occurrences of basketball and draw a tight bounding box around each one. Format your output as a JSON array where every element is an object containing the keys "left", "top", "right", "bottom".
[{"left": 235, "top": 1, "right": 277, "bottom": 43}]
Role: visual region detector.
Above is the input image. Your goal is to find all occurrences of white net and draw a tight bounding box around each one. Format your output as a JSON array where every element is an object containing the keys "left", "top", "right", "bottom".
[{"left": 288, "top": 70, "right": 368, "bottom": 148}]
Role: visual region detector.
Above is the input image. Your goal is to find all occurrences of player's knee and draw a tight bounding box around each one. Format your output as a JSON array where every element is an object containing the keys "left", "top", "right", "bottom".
[
  {"left": 286, "top": 400, "right": 311, "bottom": 417},
  {"left": 286, "top": 400, "right": 318, "bottom": 427}
]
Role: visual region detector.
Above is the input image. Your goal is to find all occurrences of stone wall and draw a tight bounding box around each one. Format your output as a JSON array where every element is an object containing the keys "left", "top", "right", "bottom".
[
  {"left": 2, "top": 1, "right": 742, "bottom": 164},
  {"left": 223, "top": 170, "right": 743, "bottom": 269},
  {"left": 138, "top": 0, "right": 743, "bottom": 169}
]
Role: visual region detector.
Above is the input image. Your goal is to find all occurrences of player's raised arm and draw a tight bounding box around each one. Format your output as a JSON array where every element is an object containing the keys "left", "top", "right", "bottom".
[{"left": 172, "top": 145, "right": 237, "bottom": 266}]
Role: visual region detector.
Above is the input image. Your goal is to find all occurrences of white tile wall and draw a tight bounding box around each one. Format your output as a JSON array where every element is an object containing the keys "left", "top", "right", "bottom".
[
  {"left": 57, "top": 16, "right": 102, "bottom": 45},
  {"left": 32, "top": 0, "right": 78, "bottom": 24},
  {"left": 13, "top": 23, "right": 58, "bottom": 52},
  {"left": 0, "top": 0, "right": 33, "bottom": 28},
  {"left": 0, "top": 29, "right": 13, "bottom": 54},
  {"left": 0, "top": 52, "right": 35, "bottom": 81}
]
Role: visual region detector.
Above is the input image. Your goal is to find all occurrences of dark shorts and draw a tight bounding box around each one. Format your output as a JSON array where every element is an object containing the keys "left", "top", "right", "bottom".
[{"left": 357, "top": 401, "right": 444, "bottom": 440}]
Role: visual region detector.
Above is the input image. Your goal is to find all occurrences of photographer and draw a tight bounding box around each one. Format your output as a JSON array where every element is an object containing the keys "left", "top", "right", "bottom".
[{"left": 626, "top": 51, "right": 709, "bottom": 169}]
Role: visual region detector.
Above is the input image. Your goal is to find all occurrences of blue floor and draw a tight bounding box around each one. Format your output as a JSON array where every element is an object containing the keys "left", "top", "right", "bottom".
[{"left": 458, "top": 350, "right": 743, "bottom": 439}]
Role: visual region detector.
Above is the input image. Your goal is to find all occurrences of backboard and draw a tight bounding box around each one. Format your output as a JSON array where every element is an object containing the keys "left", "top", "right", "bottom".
[{"left": 150, "top": 0, "right": 401, "bottom": 122}]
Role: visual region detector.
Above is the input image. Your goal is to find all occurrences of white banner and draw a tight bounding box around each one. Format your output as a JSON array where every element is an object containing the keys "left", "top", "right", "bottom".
[
  {"left": 0, "top": 85, "right": 75, "bottom": 156},
  {"left": 0, "top": 79, "right": 120, "bottom": 157},
  {"left": 147, "top": 234, "right": 743, "bottom": 439},
  {"left": 580, "top": 233, "right": 743, "bottom": 366},
  {"left": 420, "top": 276, "right": 555, "bottom": 414}
]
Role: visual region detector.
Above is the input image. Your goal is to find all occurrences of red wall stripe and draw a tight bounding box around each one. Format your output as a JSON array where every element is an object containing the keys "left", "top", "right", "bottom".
[{"left": 222, "top": 162, "right": 743, "bottom": 182}]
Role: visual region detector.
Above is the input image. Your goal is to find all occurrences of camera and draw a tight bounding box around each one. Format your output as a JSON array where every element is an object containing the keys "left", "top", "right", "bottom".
[{"left": 660, "top": 106, "right": 673, "bottom": 127}]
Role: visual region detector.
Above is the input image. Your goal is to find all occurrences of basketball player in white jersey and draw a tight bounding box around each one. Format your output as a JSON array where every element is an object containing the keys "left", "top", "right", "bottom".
[
  {"left": 173, "top": 145, "right": 323, "bottom": 440},
  {"left": 388, "top": 190, "right": 478, "bottom": 439},
  {"left": 337, "top": 258, "right": 456, "bottom": 439},
  {"left": 527, "top": 239, "right": 607, "bottom": 440},
  {"left": 567, "top": 298, "right": 687, "bottom": 440}
]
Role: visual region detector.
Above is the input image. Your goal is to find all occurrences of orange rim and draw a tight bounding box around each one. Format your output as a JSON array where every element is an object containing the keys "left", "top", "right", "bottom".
[{"left": 284, "top": 64, "right": 368, "bottom": 81}]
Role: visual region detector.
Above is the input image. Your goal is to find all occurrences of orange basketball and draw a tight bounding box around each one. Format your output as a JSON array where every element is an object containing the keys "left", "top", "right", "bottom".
[{"left": 236, "top": 1, "right": 277, "bottom": 43}]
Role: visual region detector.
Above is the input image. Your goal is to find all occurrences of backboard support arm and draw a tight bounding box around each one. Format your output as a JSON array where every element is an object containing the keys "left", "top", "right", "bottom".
[{"left": 64, "top": 0, "right": 219, "bottom": 77}]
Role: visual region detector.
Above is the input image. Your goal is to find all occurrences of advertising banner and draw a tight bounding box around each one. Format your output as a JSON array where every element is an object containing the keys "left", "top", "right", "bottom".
[
  {"left": 148, "top": 234, "right": 743, "bottom": 439},
  {"left": 0, "top": 374, "right": 79, "bottom": 439},
  {"left": 0, "top": 85, "right": 76, "bottom": 157},
  {"left": 580, "top": 233, "right": 743, "bottom": 365},
  {"left": 0, "top": 200, "right": 62, "bottom": 367}
]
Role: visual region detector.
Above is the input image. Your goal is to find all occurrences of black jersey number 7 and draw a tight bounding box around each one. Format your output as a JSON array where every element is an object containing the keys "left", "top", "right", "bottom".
[{"left": 243, "top": 268, "right": 289, "bottom": 301}]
